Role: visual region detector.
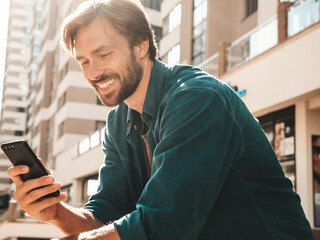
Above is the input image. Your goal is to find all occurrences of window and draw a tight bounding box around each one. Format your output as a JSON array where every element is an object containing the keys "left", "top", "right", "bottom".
[
  {"left": 33, "top": 35, "right": 41, "bottom": 45},
  {"left": 22, "top": 38, "right": 31, "bottom": 45},
  {"left": 36, "top": 2, "right": 43, "bottom": 11},
  {"left": 312, "top": 135, "right": 320, "bottom": 227},
  {"left": 168, "top": 44, "right": 180, "bottom": 66},
  {"left": 142, "top": 0, "right": 161, "bottom": 10},
  {"left": 16, "top": 107, "right": 25, "bottom": 112},
  {"left": 163, "top": 3, "right": 181, "bottom": 36},
  {"left": 82, "top": 175, "right": 99, "bottom": 203},
  {"left": 58, "top": 121, "right": 65, "bottom": 138},
  {"left": 245, "top": 0, "right": 258, "bottom": 17},
  {"left": 258, "top": 106, "right": 296, "bottom": 189},
  {"left": 24, "top": 27, "right": 31, "bottom": 34},
  {"left": 33, "top": 46, "right": 40, "bottom": 56},
  {"left": 30, "top": 69, "right": 37, "bottom": 79},
  {"left": 32, "top": 58, "right": 38, "bottom": 64},
  {"left": 61, "top": 185, "right": 73, "bottom": 204},
  {"left": 35, "top": 13, "right": 42, "bottom": 22},
  {"left": 192, "top": 0, "right": 207, "bottom": 65},
  {"left": 59, "top": 92, "right": 67, "bottom": 108},
  {"left": 14, "top": 131, "right": 23, "bottom": 136},
  {"left": 34, "top": 23, "right": 41, "bottom": 30}
]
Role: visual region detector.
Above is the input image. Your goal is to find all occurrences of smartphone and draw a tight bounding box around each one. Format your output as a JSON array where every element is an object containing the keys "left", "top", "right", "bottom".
[{"left": 1, "top": 140, "right": 60, "bottom": 198}]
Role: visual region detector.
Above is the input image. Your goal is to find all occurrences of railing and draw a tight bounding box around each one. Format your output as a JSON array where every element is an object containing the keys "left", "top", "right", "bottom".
[
  {"left": 198, "top": 53, "right": 219, "bottom": 77},
  {"left": 226, "top": 16, "right": 278, "bottom": 71},
  {"left": 287, "top": 0, "right": 320, "bottom": 37}
]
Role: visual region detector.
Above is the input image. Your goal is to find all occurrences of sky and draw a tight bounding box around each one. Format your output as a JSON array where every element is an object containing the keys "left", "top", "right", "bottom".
[{"left": 0, "top": 0, "right": 10, "bottom": 113}]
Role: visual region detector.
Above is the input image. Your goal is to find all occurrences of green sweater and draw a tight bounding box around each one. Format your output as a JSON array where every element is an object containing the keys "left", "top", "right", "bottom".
[{"left": 83, "top": 60, "right": 314, "bottom": 240}]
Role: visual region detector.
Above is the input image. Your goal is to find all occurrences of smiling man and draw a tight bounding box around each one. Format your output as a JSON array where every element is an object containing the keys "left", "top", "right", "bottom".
[{"left": 7, "top": 0, "right": 315, "bottom": 239}]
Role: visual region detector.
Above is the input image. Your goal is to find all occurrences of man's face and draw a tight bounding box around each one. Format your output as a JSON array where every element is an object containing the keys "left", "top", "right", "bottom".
[{"left": 74, "top": 16, "right": 143, "bottom": 107}]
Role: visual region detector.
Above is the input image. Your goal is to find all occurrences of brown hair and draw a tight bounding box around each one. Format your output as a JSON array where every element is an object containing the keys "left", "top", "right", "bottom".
[{"left": 60, "top": 0, "right": 158, "bottom": 60}]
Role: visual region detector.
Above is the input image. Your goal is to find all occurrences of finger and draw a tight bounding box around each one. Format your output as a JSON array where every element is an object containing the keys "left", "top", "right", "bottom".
[
  {"left": 7, "top": 165, "right": 29, "bottom": 187},
  {"left": 23, "top": 182, "right": 61, "bottom": 205},
  {"left": 14, "top": 175, "right": 55, "bottom": 201},
  {"left": 29, "top": 192, "right": 67, "bottom": 213},
  {"left": 38, "top": 158, "right": 51, "bottom": 174}
]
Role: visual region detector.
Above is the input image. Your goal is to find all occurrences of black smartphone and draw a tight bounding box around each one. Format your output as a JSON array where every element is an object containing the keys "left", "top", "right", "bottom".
[{"left": 1, "top": 140, "right": 60, "bottom": 198}]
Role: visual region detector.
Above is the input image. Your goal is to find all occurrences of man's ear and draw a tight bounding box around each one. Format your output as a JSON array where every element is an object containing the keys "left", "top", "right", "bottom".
[{"left": 136, "top": 38, "right": 149, "bottom": 59}]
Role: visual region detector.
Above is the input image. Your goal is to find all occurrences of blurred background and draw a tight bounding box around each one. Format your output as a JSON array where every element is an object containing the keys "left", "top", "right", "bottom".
[{"left": 0, "top": 0, "right": 319, "bottom": 239}]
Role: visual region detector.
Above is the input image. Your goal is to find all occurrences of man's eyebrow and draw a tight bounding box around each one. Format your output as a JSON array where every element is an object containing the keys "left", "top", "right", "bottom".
[{"left": 76, "top": 45, "right": 111, "bottom": 61}]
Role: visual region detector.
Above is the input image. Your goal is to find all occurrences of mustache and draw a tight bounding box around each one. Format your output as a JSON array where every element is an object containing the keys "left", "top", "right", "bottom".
[{"left": 91, "top": 73, "right": 120, "bottom": 84}]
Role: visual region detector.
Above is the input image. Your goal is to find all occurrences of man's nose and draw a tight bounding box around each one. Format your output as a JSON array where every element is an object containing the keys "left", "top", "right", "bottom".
[{"left": 88, "top": 64, "right": 103, "bottom": 81}]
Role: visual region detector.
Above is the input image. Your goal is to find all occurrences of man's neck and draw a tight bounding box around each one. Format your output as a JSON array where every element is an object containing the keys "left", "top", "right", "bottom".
[{"left": 124, "top": 58, "right": 154, "bottom": 114}]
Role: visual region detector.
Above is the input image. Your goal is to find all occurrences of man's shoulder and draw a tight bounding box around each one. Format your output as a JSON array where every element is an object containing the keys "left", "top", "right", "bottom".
[
  {"left": 164, "top": 64, "right": 229, "bottom": 102},
  {"left": 106, "top": 103, "right": 128, "bottom": 128}
]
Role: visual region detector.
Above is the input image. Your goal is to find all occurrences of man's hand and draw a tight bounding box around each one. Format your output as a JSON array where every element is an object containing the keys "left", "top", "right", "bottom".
[
  {"left": 53, "top": 224, "right": 121, "bottom": 240},
  {"left": 7, "top": 162, "right": 67, "bottom": 222}
]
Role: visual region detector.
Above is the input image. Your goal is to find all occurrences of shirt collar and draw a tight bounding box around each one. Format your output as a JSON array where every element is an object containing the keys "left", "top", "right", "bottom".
[
  {"left": 142, "top": 60, "right": 165, "bottom": 119},
  {"left": 126, "top": 60, "right": 167, "bottom": 130}
]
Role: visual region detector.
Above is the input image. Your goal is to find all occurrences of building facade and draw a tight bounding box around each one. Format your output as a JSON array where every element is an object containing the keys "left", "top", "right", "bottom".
[
  {"left": 0, "top": 0, "right": 162, "bottom": 239},
  {"left": 0, "top": 0, "right": 44, "bottom": 196},
  {"left": 0, "top": 0, "right": 319, "bottom": 239}
]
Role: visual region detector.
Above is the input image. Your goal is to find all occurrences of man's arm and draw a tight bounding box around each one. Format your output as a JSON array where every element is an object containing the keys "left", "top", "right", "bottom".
[
  {"left": 49, "top": 202, "right": 105, "bottom": 235},
  {"left": 7, "top": 165, "right": 104, "bottom": 235},
  {"left": 55, "top": 224, "right": 120, "bottom": 240}
]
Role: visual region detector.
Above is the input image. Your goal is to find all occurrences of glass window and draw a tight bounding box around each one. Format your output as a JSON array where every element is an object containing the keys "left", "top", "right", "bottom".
[
  {"left": 163, "top": 3, "right": 181, "bottom": 36},
  {"left": 168, "top": 44, "right": 180, "bottom": 66},
  {"left": 33, "top": 35, "right": 41, "bottom": 45},
  {"left": 58, "top": 121, "right": 65, "bottom": 138},
  {"left": 61, "top": 185, "right": 73, "bottom": 204},
  {"left": 16, "top": 107, "right": 25, "bottom": 112},
  {"left": 79, "top": 137, "right": 89, "bottom": 154},
  {"left": 35, "top": 13, "right": 42, "bottom": 22},
  {"left": 258, "top": 106, "right": 296, "bottom": 189},
  {"left": 24, "top": 27, "right": 32, "bottom": 34},
  {"left": 33, "top": 46, "right": 40, "bottom": 56},
  {"left": 22, "top": 38, "right": 31, "bottom": 45},
  {"left": 312, "top": 135, "right": 320, "bottom": 227},
  {"left": 14, "top": 130, "right": 23, "bottom": 136},
  {"left": 245, "top": 0, "right": 258, "bottom": 17},
  {"left": 82, "top": 175, "right": 99, "bottom": 203},
  {"left": 193, "top": 0, "right": 207, "bottom": 26},
  {"left": 34, "top": 24, "right": 41, "bottom": 30},
  {"left": 36, "top": 2, "right": 43, "bottom": 11},
  {"left": 142, "top": 0, "right": 161, "bottom": 11},
  {"left": 193, "top": 0, "right": 207, "bottom": 65}
]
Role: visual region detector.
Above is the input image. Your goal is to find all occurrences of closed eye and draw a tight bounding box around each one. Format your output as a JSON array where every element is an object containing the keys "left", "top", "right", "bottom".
[{"left": 80, "top": 61, "right": 89, "bottom": 66}]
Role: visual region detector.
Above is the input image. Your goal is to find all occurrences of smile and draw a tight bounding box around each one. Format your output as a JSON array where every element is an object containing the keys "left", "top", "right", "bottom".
[{"left": 97, "top": 78, "right": 116, "bottom": 89}]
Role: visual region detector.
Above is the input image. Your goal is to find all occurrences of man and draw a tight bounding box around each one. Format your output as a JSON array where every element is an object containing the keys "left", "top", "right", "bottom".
[{"left": 7, "top": 0, "right": 314, "bottom": 239}]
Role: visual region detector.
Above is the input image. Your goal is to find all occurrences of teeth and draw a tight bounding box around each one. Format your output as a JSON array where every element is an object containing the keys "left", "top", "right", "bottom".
[{"left": 97, "top": 78, "right": 115, "bottom": 88}]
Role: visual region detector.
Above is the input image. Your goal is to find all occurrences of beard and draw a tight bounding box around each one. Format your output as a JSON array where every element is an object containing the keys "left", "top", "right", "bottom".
[{"left": 95, "top": 50, "right": 143, "bottom": 107}]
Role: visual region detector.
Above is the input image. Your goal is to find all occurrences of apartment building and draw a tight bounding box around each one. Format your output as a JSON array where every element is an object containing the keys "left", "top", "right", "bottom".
[
  {"left": 0, "top": 0, "right": 42, "bottom": 197},
  {"left": 0, "top": 0, "right": 162, "bottom": 239}
]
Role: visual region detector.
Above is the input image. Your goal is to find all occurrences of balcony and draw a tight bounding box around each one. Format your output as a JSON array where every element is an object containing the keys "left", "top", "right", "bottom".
[
  {"left": 200, "top": 0, "right": 320, "bottom": 78},
  {"left": 199, "top": 0, "right": 320, "bottom": 114}
]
